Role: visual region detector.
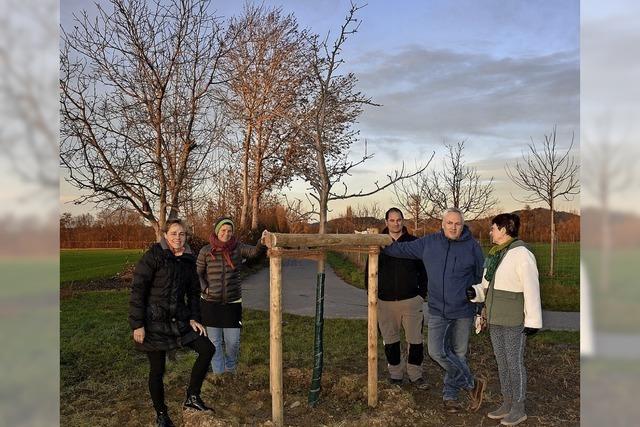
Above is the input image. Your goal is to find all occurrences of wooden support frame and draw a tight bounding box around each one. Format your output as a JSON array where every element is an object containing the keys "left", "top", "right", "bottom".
[{"left": 264, "top": 231, "right": 392, "bottom": 426}]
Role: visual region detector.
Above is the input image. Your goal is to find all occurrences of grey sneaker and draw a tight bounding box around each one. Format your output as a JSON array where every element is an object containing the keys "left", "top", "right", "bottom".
[
  {"left": 501, "top": 402, "right": 527, "bottom": 426},
  {"left": 410, "top": 377, "right": 429, "bottom": 390},
  {"left": 488, "top": 400, "right": 512, "bottom": 419}
]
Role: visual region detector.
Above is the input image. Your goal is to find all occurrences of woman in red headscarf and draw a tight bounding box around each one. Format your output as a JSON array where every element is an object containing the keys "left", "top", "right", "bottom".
[{"left": 196, "top": 217, "right": 266, "bottom": 375}]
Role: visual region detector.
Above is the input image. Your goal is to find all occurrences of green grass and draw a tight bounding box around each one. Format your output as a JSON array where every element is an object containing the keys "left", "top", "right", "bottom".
[
  {"left": 60, "top": 249, "right": 144, "bottom": 283},
  {"left": 583, "top": 247, "right": 640, "bottom": 332},
  {"left": 326, "top": 251, "right": 365, "bottom": 289},
  {"left": 61, "top": 289, "right": 579, "bottom": 426},
  {"left": 60, "top": 290, "right": 376, "bottom": 425},
  {"left": 1, "top": 259, "right": 59, "bottom": 426},
  {"left": 0, "top": 258, "right": 58, "bottom": 297}
]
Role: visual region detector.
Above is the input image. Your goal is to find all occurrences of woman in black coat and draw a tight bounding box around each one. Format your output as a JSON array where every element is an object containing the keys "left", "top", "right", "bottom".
[{"left": 129, "top": 219, "right": 215, "bottom": 427}]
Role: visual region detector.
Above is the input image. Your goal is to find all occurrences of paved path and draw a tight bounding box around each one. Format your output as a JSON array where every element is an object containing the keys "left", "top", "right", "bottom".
[{"left": 242, "top": 260, "right": 579, "bottom": 331}]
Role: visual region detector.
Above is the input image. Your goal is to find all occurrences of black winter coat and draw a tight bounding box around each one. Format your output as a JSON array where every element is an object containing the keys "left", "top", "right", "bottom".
[
  {"left": 197, "top": 242, "right": 265, "bottom": 303},
  {"left": 366, "top": 227, "right": 428, "bottom": 301},
  {"left": 128, "top": 240, "right": 201, "bottom": 352}
]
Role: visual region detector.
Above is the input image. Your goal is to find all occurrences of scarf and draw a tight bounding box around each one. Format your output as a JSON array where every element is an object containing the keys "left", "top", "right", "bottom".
[
  {"left": 483, "top": 237, "right": 515, "bottom": 283},
  {"left": 209, "top": 232, "right": 238, "bottom": 269}
]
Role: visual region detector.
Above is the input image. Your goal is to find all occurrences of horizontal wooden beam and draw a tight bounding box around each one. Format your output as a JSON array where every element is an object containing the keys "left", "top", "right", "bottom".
[{"left": 263, "top": 232, "right": 392, "bottom": 249}]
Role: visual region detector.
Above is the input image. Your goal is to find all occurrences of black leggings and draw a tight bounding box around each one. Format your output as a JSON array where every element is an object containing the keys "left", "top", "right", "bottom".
[{"left": 146, "top": 336, "right": 215, "bottom": 413}]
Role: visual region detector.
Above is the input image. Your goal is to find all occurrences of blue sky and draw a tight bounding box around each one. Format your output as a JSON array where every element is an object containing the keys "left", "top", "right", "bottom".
[{"left": 59, "top": 0, "right": 581, "bottom": 218}]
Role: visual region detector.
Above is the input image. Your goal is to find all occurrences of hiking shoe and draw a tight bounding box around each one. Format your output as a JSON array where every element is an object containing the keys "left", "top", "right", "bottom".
[
  {"left": 443, "top": 399, "right": 462, "bottom": 413},
  {"left": 410, "top": 377, "right": 429, "bottom": 390},
  {"left": 155, "top": 411, "right": 175, "bottom": 427},
  {"left": 389, "top": 377, "right": 403, "bottom": 386},
  {"left": 488, "top": 400, "right": 512, "bottom": 419},
  {"left": 183, "top": 393, "right": 212, "bottom": 411},
  {"left": 467, "top": 377, "right": 486, "bottom": 411},
  {"left": 501, "top": 402, "right": 527, "bottom": 425}
]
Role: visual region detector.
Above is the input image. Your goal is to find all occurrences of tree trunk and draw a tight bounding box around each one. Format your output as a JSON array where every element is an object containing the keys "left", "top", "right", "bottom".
[
  {"left": 239, "top": 126, "right": 252, "bottom": 230},
  {"left": 601, "top": 190, "right": 611, "bottom": 290},
  {"left": 153, "top": 221, "right": 162, "bottom": 242},
  {"left": 549, "top": 200, "right": 555, "bottom": 277},
  {"left": 251, "top": 190, "right": 260, "bottom": 231}
]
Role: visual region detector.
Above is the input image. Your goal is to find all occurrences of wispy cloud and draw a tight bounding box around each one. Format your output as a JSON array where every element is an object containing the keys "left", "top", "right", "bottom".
[{"left": 354, "top": 46, "right": 579, "bottom": 148}]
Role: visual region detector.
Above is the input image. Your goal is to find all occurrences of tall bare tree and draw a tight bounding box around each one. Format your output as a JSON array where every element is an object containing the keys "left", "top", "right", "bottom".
[
  {"left": 223, "top": 5, "right": 310, "bottom": 231},
  {"left": 392, "top": 156, "right": 435, "bottom": 232},
  {"left": 425, "top": 140, "right": 497, "bottom": 221},
  {"left": 583, "top": 123, "right": 634, "bottom": 289},
  {"left": 1, "top": 0, "right": 58, "bottom": 191},
  {"left": 288, "top": 2, "right": 429, "bottom": 405},
  {"left": 60, "top": 0, "right": 233, "bottom": 240},
  {"left": 294, "top": 4, "right": 428, "bottom": 235},
  {"left": 506, "top": 125, "right": 579, "bottom": 276}
]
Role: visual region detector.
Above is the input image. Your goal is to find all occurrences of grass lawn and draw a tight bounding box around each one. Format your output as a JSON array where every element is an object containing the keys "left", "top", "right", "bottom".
[
  {"left": 61, "top": 289, "right": 579, "bottom": 426},
  {"left": 581, "top": 357, "right": 640, "bottom": 425},
  {"left": 1, "top": 258, "right": 59, "bottom": 426},
  {"left": 60, "top": 249, "right": 144, "bottom": 283},
  {"left": 583, "top": 247, "right": 640, "bottom": 332}
]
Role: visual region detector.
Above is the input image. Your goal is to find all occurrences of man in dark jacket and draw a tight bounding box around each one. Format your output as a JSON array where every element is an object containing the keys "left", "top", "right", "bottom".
[
  {"left": 383, "top": 208, "right": 486, "bottom": 412},
  {"left": 367, "top": 208, "right": 428, "bottom": 389}
]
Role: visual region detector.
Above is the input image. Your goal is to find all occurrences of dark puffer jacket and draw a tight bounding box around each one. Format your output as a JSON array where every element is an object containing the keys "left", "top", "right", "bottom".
[
  {"left": 197, "top": 243, "right": 265, "bottom": 303},
  {"left": 128, "top": 240, "right": 201, "bottom": 352},
  {"left": 366, "top": 227, "right": 428, "bottom": 301}
]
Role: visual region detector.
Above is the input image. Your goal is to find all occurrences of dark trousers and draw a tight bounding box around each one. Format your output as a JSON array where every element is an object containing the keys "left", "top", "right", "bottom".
[{"left": 146, "top": 335, "right": 215, "bottom": 413}]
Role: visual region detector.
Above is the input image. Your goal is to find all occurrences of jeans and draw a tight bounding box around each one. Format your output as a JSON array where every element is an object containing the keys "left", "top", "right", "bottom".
[
  {"left": 427, "top": 311, "right": 475, "bottom": 400},
  {"left": 207, "top": 327, "right": 241, "bottom": 374}
]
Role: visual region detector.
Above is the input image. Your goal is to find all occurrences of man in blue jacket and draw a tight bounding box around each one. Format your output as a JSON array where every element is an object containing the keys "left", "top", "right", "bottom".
[{"left": 383, "top": 208, "right": 486, "bottom": 412}]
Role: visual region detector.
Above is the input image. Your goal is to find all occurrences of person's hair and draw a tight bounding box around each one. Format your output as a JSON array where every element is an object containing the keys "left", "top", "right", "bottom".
[
  {"left": 162, "top": 218, "right": 188, "bottom": 234},
  {"left": 492, "top": 213, "right": 520, "bottom": 237},
  {"left": 385, "top": 207, "right": 404, "bottom": 220},
  {"left": 441, "top": 207, "right": 464, "bottom": 224}
]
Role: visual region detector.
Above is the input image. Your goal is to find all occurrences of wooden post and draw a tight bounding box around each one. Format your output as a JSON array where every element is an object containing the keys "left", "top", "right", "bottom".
[
  {"left": 269, "top": 249, "right": 284, "bottom": 426},
  {"left": 367, "top": 227, "right": 379, "bottom": 407}
]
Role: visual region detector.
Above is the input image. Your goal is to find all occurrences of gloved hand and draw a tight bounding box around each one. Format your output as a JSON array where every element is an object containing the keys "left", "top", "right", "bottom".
[
  {"left": 465, "top": 287, "right": 476, "bottom": 301},
  {"left": 522, "top": 327, "right": 539, "bottom": 336}
]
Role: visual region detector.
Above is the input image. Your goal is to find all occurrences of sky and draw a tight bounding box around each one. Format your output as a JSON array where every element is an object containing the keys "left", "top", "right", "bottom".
[{"left": 58, "top": 0, "right": 580, "bottom": 219}]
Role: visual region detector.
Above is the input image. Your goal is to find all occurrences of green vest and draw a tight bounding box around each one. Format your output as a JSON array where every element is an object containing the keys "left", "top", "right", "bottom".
[{"left": 485, "top": 240, "right": 528, "bottom": 327}]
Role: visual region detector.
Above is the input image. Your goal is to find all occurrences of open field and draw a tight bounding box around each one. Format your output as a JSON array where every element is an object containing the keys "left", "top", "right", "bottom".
[
  {"left": 60, "top": 249, "right": 144, "bottom": 283},
  {"left": 1, "top": 259, "right": 59, "bottom": 426},
  {"left": 61, "top": 289, "right": 579, "bottom": 426},
  {"left": 583, "top": 248, "right": 640, "bottom": 332}
]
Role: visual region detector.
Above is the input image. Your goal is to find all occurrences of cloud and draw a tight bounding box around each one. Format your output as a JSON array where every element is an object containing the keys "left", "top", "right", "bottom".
[{"left": 353, "top": 46, "right": 579, "bottom": 148}]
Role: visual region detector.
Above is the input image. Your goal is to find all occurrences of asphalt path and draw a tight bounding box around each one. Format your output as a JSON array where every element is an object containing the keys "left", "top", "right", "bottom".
[{"left": 242, "top": 259, "right": 579, "bottom": 331}]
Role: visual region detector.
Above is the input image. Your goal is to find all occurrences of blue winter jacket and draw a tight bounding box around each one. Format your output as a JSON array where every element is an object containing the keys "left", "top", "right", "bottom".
[{"left": 382, "top": 225, "right": 484, "bottom": 319}]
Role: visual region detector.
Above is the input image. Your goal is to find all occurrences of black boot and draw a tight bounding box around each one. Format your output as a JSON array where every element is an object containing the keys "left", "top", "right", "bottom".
[
  {"left": 155, "top": 410, "right": 175, "bottom": 427},
  {"left": 183, "top": 393, "right": 212, "bottom": 411}
]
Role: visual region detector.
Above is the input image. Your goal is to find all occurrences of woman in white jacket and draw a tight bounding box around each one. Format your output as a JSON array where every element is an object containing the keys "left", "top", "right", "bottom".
[{"left": 466, "top": 213, "right": 542, "bottom": 426}]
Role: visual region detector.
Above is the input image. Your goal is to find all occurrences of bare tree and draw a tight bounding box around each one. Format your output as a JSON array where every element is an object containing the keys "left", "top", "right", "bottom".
[
  {"left": 425, "top": 141, "right": 497, "bottom": 221},
  {"left": 506, "top": 125, "right": 579, "bottom": 276},
  {"left": 0, "top": 0, "right": 58, "bottom": 191},
  {"left": 392, "top": 156, "right": 435, "bottom": 232},
  {"left": 293, "top": 4, "right": 428, "bottom": 235},
  {"left": 287, "top": 2, "right": 429, "bottom": 405},
  {"left": 223, "top": 5, "right": 311, "bottom": 231},
  {"left": 60, "top": 0, "right": 233, "bottom": 240},
  {"left": 583, "top": 123, "right": 634, "bottom": 289}
]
